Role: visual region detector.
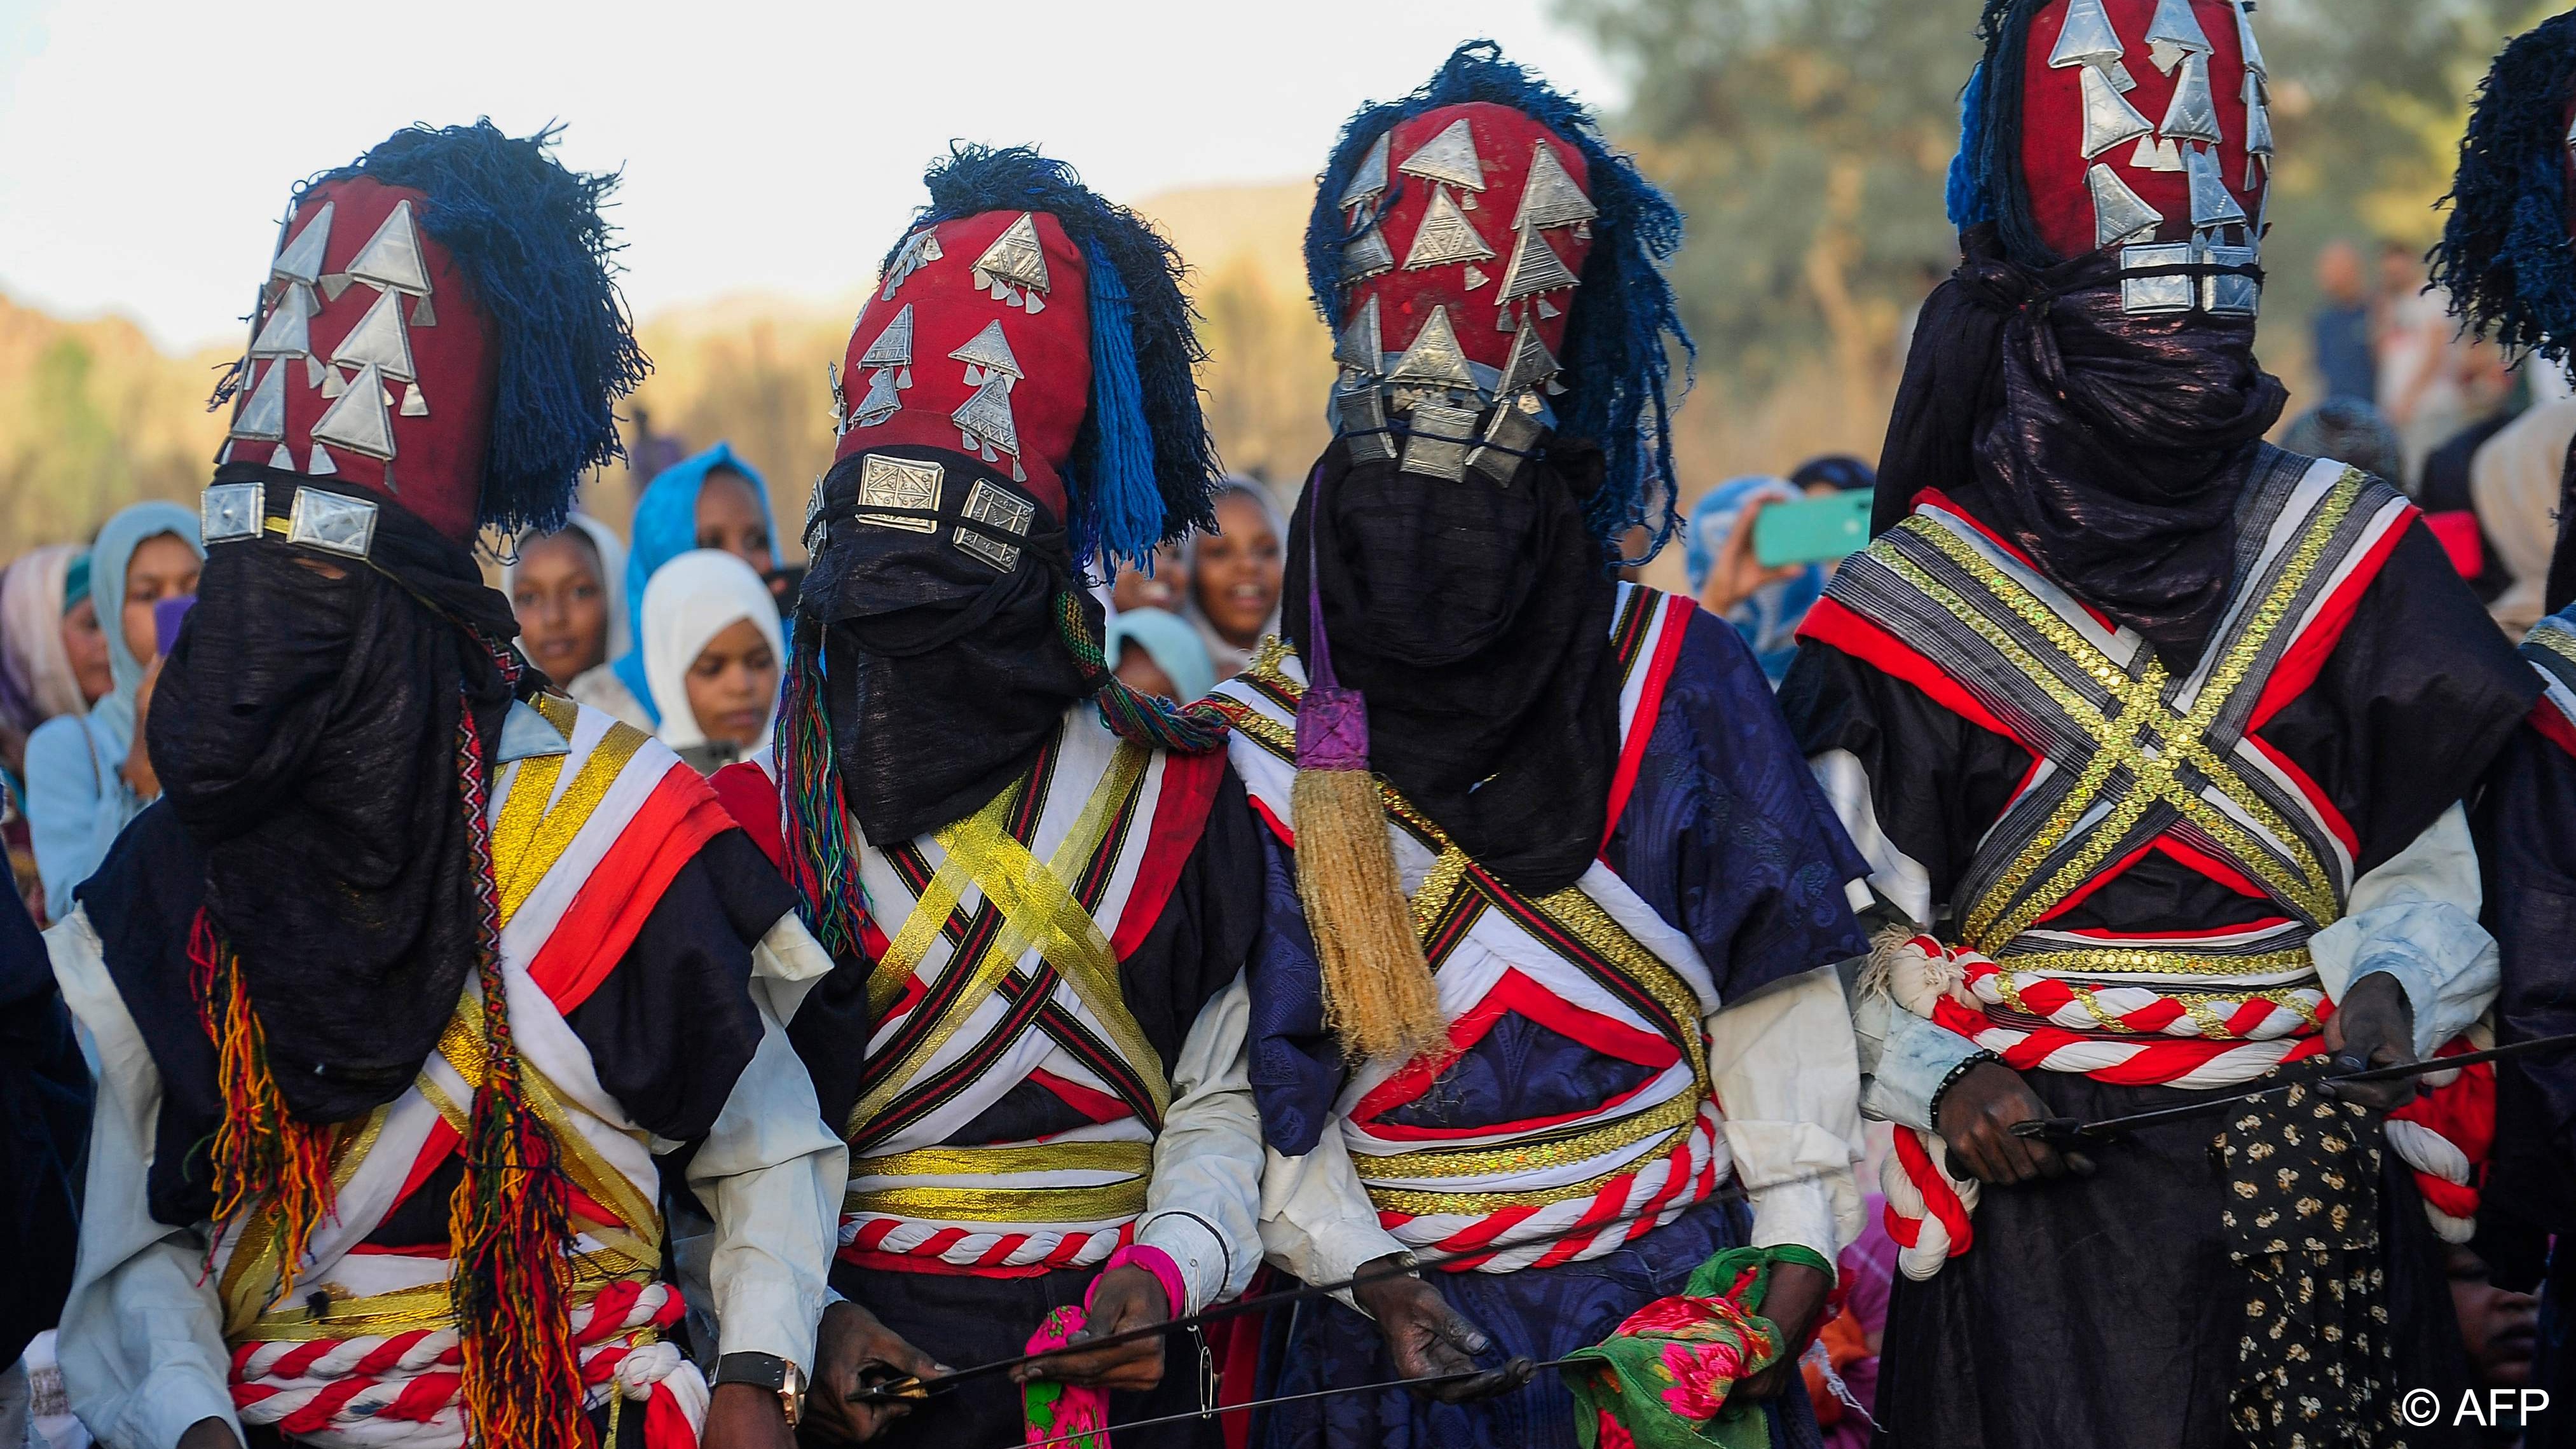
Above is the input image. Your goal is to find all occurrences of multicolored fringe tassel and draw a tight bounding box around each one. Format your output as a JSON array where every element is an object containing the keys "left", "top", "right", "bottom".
[
  {"left": 444, "top": 664, "right": 587, "bottom": 1449},
  {"left": 1054, "top": 591, "right": 1229, "bottom": 754},
  {"left": 191, "top": 908, "right": 338, "bottom": 1294},
  {"left": 777, "top": 628, "right": 868, "bottom": 959}
]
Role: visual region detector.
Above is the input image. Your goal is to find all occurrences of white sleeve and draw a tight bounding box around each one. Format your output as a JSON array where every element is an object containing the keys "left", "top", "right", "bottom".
[
  {"left": 1703, "top": 964, "right": 1867, "bottom": 1263},
  {"left": 1135, "top": 973, "right": 1266, "bottom": 1314},
  {"left": 1258, "top": 1128, "right": 1406, "bottom": 1295},
  {"left": 683, "top": 915, "right": 847, "bottom": 1370},
  {"left": 1811, "top": 749, "right": 1931, "bottom": 930},
  {"left": 2308, "top": 804, "right": 2499, "bottom": 1056},
  {"left": 48, "top": 906, "right": 242, "bottom": 1449}
]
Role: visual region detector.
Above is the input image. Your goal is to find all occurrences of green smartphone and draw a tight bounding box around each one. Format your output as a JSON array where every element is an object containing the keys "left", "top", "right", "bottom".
[{"left": 1752, "top": 490, "right": 1874, "bottom": 568}]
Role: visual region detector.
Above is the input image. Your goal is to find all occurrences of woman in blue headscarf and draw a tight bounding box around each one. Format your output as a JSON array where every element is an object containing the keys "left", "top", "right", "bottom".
[
  {"left": 566, "top": 441, "right": 781, "bottom": 728},
  {"left": 1683, "top": 476, "right": 1826, "bottom": 688},
  {"left": 24, "top": 501, "right": 203, "bottom": 920}
]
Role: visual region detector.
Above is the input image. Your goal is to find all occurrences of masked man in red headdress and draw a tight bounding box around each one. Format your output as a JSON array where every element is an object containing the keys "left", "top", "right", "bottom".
[
  {"left": 1781, "top": 5, "right": 2535, "bottom": 1446},
  {"left": 706, "top": 148, "right": 1271, "bottom": 1447},
  {"left": 48, "top": 125, "right": 844, "bottom": 1449}
]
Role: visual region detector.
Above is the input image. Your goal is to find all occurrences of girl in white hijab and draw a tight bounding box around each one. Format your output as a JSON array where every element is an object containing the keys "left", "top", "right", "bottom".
[{"left": 639, "top": 549, "right": 784, "bottom": 771}]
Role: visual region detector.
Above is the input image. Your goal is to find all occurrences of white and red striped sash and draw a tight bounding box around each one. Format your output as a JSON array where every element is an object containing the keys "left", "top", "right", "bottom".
[
  {"left": 818, "top": 707, "right": 1224, "bottom": 1274},
  {"left": 215, "top": 697, "right": 732, "bottom": 1449},
  {"left": 1214, "top": 586, "right": 1725, "bottom": 1272}
]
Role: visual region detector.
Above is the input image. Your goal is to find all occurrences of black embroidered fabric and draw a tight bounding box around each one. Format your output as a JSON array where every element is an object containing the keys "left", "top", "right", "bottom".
[
  {"left": 1282, "top": 436, "right": 1621, "bottom": 895},
  {"left": 2216, "top": 1069, "right": 2404, "bottom": 1449},
  {"left": 797, "top": 446, "right": 1098, "bottom": 846},
  {"left": 135, "top": 467, "right": 519, "bottom": 1124},
  {"left": 1874, "top": 226, "right": 2289, "bottom": 668}
]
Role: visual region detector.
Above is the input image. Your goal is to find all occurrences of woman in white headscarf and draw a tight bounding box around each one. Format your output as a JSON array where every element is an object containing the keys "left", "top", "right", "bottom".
[
  {"left": 639, "top": 549, "right": 785, "bottom": 772},
  {"left": 504, "top": 514, "right": 634, "bottom": 716}
]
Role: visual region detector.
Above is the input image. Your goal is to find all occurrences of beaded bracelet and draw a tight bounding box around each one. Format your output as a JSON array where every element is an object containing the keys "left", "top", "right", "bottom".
[{"left": 1928, "top": 1049, "right": 2002, "bottom": 1128}]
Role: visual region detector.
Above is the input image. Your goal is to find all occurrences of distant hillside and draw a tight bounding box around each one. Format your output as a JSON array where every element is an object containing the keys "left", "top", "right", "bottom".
[{"left": 0, "top": 293, "right": 233, "bottom": 550}]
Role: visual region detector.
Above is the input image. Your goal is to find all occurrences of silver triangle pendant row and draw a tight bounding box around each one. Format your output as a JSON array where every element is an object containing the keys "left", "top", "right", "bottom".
[{"left": 221, "top": 198, "right": 442, "bottom": 490}]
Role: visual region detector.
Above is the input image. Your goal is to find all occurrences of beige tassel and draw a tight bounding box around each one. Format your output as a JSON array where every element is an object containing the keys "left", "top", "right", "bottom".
[{"left": 1292, "top": 766, "right": 1449, "bottom": 1068}]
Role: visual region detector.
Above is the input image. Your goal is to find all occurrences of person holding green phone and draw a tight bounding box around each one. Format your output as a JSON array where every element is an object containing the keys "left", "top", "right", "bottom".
[{"left": 1685, "top": 476, "right": 1818, "bottom": 685}]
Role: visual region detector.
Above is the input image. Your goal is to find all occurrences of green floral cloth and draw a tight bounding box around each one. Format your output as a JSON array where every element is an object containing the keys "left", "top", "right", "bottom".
[{"left": 1560, "top": 1243, "right": 1832, "bottom": 1449}]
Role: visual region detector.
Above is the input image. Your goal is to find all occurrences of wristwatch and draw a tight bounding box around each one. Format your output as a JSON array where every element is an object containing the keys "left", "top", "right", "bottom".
[{"left": 713, "top": 1352, "right": 807, "bottom": 1428}]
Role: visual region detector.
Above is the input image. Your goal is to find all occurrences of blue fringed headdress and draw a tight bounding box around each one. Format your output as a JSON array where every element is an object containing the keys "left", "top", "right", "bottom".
[
  {"left": 1306, "top": 40, "right": 1694, "bottom": 561},
  {"left": 892, "top": 144, "right": 1223, "bottom": 575},
  {"left": 309, "top": 121, "right": 647, "bottom": 537},
  {"left": 1946, "top": 1, "right": 2048, "bottom": 263},
  {"left": 2434, "top": 13, "right": 2576, "bottom": 376}
]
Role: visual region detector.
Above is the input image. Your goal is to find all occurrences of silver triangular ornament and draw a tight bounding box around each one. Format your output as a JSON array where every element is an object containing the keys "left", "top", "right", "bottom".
[
  {"left": 319, "top": 273, "right": 353, "bottom": 303},
  {"left": 2048, "top": 0, "right": 2125, "bottom": 70},
  {"left": 881, "top": 228, "right": 944, "bottom": 300},
  {"left": 310, "top": 361, "right": 397, "bottom": 460},
  {"left": 2156, "top": 52, "right": 2223, "bottom": 146},
  {"left": 249, "top": 294, "right": 310, "bottom": 359},
  {"left": 2087, "top": 163, "right": 2165, "bottom": 247},
  {"left": 399, "top": 380, "right": 428, "bottom": 418},
  {"left": 969, "top": 213, "right": 1051, "bottom": 301},
  {"left": 948, "top": 318, "right": 1023, "bottom": 379},
  {"left": 2079, "top": 64, "right": 2156, "bottom": 158},
  {"left": 1335, "top": 295, "right": 1383, "bottom": 374},
  {"left": 2242, "top": 75, "right": 2273, "bottom": 156},
  {"left": 1384, "top": 305, "right": 1475, "bottom": 392},
  {"left": 1498, "top": 223, "right": 1579, "bottom": 303},
  {"left": 305, "top": 354, "right": 327, "bottom": 387},
  {"left": 2185, "top": 145, "right": 2248, "bottom": 227},
  {"left": 411, "top": 293, "right": 434, "bottom": 326},
  {"left": 271, "top": 201, "right": 335, "bottom": 286},
  {"left": 2144, "top": 0, "right": 2212, "bottom": 67},
  {"left": 1496, "top": 318, "right": 1560, "bottom": 396},
  {"left": 2110, "top": 59, "right": 2137, "bottom": 91},
  {"left": 1343, "top": 227, "right": 1396, "bottom": 280},
  {"left": 1338, "top": 131, "right": 1392, "bottom": 212},
  {"left": 270, "top": 444, "right": 294, "bottom": 469},
  {"left": 851, "top": 367, "right": 901, "bottom": 428},
  {"left": 320, "top": 365, "right": 347, "bottom": 398},
  {"left": 229, "top": 361, "right": 287, "bottom": 441},
  {"left": 2133, "top": 134, "right": 2186, "bottom": 172},
  {"left": 1402, "top": 186, "right": 1497, "bottom": 271},
  {"left": 1463, "top": 264, "right": 1490, "bottom": 290},
  {"left": 860, "top": 304, "right": 914, "bottom": 370},
  {"left": 308, "top": 444, "right": 338, "bottom": 476},
  {"left": 952, "top": 375, "right": 1020, "bottom": 457},
  {"left": 1397, "top": 118, "right": 1488, "bottom": 194},
  {"left": 328, "top": 286, "right": 416, "bottom": 381},
  {"left": 346, "top": 199, "right": 432, "bottom": 296},
  {"left": 2234, "top": 0, "right": 2266, "bottom": 77},
  {"left": 1514, "top": 141, "right": 1598, "bottom": 231}
]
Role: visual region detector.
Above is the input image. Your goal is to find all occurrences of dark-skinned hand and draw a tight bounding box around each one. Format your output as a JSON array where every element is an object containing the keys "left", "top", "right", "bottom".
[
  {"left": 1934, "top": 1061, "right": 2093, "bottom": 1185},
  {"left": 1734, "top": 1262, "right": 1834, "bottom": 1401},
  {"left": 2321, "top": 971, "right": 2418, "bottom": 1111},
  {"left": 804, "top": 1300, "right": 946, "bottom": 1445},
  {"left": 1012, "top": 1264, "right": 1170, "bottom": 1393},
  {"left": 177, "top": 1418, "right": 243, "bottom": 1449},
  {"left": 702, "top": 1380, "right": 797, "bottom": 1449},
  {"left": 1351, "top": 1256, "right": 1519, "bottom": 1403}
]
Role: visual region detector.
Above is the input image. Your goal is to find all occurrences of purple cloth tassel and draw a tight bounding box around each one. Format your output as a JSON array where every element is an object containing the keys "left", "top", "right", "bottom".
[{"left": 1295, "top": 467, "right": 1373, "bottom": 773}]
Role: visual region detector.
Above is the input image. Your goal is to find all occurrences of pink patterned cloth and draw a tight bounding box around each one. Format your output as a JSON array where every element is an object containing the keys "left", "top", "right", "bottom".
[{"left": 1021, "top": 1307, "right": 1111, "bottom": 1449}]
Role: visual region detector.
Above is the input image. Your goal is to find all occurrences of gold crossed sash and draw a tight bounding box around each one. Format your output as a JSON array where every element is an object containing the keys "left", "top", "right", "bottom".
[{"left": 847, "top": 742, "right": 1168, "bottom": 1140}]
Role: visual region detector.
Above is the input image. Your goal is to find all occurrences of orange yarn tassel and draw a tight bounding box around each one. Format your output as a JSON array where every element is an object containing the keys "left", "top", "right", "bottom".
[{"left": 191, "top": 910, "right": 337, "bottom": 1293}]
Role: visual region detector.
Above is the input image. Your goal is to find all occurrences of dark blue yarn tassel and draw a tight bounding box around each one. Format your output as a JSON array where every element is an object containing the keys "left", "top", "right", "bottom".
[
  {"left": 1082, "top": 242, "right": 1165, "bottom": 575},
  {"left": 2434, "top": 11, "right": 2576, "bottom": 374},
  {"left": 1947, "top": 62, "right": 1993, "bottom": 231}
]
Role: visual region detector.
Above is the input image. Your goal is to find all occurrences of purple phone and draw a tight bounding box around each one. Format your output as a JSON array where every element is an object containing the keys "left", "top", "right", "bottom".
[{"left": 153, "top": 595, "right": 197, "bottom": 656}]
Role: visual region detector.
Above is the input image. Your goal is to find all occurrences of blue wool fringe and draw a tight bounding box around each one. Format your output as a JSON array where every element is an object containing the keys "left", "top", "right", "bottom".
[
  {"left": 2434, "top": 12, "right": 2576, "bottom": 376},
  {"left": 312, "top": 121, "right": 647, "bottom": 538},
  {"left": 1947, "top": 63, "right": 1994, "bottom": 230},
  {"left": 1305, "top": 40, "right": 1694, "bottom": 564},
  {"left": 894, "top": 145, "right": 1222, "bottom": 575},
  {"left": 1080, "top": 242, "right": 1166, "bottom": 574}
]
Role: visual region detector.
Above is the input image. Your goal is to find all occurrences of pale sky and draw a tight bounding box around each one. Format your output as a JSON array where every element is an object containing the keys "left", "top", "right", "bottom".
[{"left": 0, "top": 0, "right": 1621, "bottom": 353}]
